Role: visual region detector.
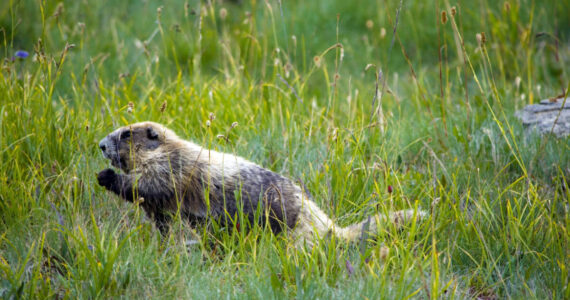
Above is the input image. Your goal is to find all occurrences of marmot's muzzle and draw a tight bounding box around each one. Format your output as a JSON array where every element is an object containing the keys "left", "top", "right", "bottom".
[{"left": 99, "top": 136, "right": 112, "bottom": 160}]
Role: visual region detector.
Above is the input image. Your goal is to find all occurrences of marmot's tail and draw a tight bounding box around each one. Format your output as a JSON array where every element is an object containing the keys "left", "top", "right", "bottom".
[
  {"left": 334, "top": 209, "right": 427, "bottom": 242},
  {"left": 292, "top": 197, "right": 426, "bottom": 246}
]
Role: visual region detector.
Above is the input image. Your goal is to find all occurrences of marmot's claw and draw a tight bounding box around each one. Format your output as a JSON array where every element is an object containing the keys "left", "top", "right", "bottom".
[{"left": 97, "top": 168, "right": 116, "bottom": 189}]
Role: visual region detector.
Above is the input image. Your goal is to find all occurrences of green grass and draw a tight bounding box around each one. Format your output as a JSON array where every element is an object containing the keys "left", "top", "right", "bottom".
[{"left": 1, "top": 0, "right": 569, "bottom": 298}]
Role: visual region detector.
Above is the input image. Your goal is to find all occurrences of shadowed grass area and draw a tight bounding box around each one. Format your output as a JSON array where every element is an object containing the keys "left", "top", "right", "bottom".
[{"left": 1, "top": 0, "right": 569, "bottom": 298}]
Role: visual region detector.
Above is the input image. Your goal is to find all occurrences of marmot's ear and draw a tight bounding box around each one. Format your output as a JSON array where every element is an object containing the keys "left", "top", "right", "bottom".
[{"left": 147, "top": 127, "right": 159, "bottom": 140}]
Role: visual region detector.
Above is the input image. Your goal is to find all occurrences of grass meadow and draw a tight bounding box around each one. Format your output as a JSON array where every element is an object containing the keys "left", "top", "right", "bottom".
[{"left": 1, "top": 0, "right": 569, "bottom": 298}]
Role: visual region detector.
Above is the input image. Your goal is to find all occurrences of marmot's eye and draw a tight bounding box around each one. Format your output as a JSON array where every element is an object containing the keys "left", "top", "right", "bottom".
[
  {"left": 120, "top": 130, "right": 131, "bottom": 140},
  {"left": 147, "top": 127, "right": 159, "bottom": 140}
]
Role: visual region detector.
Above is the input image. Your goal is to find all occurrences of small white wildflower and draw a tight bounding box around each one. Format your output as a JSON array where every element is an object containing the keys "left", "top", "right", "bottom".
[
  {"left": 380, "top": 27, "right": 386, "bottom": 39},
  {"left": 219, "top": 8, "right": 228, "bottom": 20},
  {"left": 134, "top": 39, "right": 144, "bottom": 49},
  {"left": 284, "top": 63, "right": 292, "bottom": 78}
]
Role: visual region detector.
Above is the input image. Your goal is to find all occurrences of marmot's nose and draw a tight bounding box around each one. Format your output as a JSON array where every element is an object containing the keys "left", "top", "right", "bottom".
[{"left": 99, "top": 138, "right": 108, "bottom": 152}]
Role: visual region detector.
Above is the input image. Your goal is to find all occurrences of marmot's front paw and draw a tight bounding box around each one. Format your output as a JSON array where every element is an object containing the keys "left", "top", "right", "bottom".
[{"left": 97, "top": 168, "right": 117, "bottom": 189}]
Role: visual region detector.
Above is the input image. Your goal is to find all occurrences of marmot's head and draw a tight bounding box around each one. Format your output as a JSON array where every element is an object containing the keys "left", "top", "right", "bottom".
[{"left": 98, "top": 122, "right": 178, "bottom": 172}]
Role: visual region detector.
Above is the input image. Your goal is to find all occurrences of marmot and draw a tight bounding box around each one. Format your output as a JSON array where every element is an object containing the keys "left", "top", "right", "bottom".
[{"left": 97, "top": 122, "right": 425, "bottom": 246}]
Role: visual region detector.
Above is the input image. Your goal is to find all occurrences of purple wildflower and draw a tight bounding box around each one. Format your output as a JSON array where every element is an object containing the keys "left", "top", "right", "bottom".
[{"left": 15, "top": 50, "right": 29, "bottom": 59}]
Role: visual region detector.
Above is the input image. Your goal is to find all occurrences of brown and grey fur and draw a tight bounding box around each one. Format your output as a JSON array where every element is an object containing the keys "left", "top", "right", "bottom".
[{"left": 97, "top": 122, "right": 425, "bottom": 246}]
